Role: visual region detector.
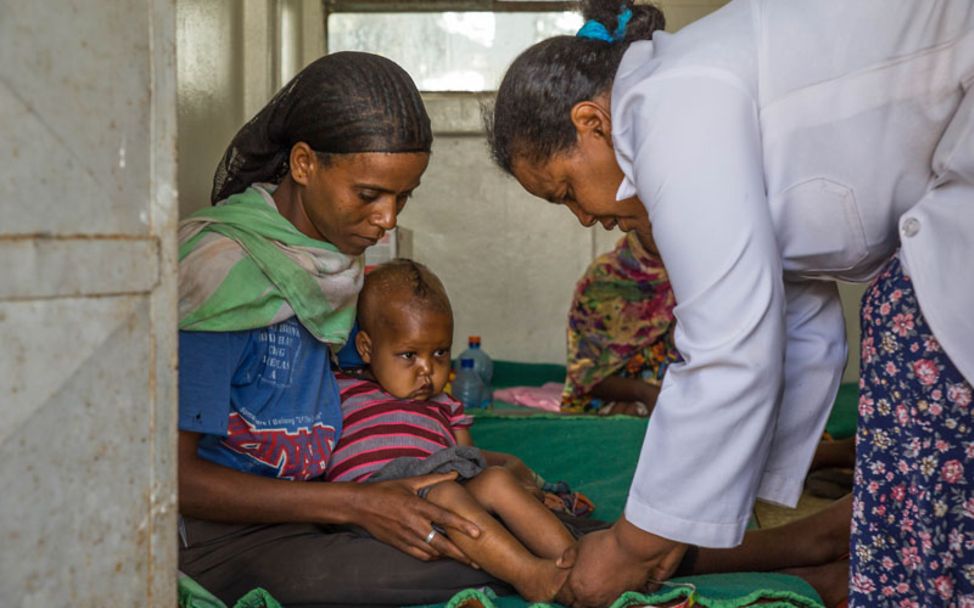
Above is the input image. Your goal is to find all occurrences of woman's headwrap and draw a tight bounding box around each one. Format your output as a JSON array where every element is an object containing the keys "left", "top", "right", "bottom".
[{"left": 211, "top": 51, "right": 432, "bottom": 204}]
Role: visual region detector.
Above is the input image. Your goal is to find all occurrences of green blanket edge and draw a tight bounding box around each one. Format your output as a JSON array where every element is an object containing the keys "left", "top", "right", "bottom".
[
  {"left": 423, "top": 571, "right": 825, "bottom": 608},
  {"left": 179, "top": 574, "right": 283, "bottom": 608}
]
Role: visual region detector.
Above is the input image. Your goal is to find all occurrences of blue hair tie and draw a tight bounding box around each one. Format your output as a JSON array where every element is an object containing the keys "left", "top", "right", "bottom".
[{"left": 576, "top": 7, "right": 633, "bottom": 43}]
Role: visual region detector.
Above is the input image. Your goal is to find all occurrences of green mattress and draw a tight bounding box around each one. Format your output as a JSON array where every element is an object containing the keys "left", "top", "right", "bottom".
[{"left": 480, "top": 362, "right": 856, "bottom": 521}]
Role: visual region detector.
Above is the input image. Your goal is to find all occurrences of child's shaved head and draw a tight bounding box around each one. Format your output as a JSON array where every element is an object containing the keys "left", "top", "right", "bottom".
[
  {"left": 357, "top": 258, "right": 453, "bottom": 335},
  {"left": 355, "top": 260, "right": 455, "bottom": 400}
]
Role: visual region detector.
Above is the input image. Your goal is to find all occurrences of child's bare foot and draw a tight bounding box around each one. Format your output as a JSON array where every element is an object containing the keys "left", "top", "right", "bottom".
[
  {"left": 782, "top": 558, "right": 849, "bottom": 607},
  {"left": 516, "top": 559, "right": 571, "bottom": 603},
  {"left": 599, "top": 401, "right": 651, "bottom": 417}
]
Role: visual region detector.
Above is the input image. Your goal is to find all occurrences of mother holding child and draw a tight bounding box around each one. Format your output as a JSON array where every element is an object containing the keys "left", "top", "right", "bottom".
[{"left": 176, "top": 53, "right": 505, "bottom": 605}]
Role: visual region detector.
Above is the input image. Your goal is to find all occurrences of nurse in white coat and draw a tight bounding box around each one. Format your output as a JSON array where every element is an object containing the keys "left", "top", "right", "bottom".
[{"left": 488, "top": 0, "right": 974, "bottom": 606}]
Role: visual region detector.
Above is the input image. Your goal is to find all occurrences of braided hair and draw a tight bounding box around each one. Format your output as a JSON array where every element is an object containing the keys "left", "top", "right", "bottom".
[
  {"left": 486, "top": 1, "right": 664, "bottom": 174},
  {"left": 212, "top": 52, "right": 432, "bottom": 203}
]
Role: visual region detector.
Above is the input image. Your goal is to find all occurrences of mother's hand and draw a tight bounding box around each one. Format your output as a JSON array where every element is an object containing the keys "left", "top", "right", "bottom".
[
  {"left": 557, "top": 517, "right": 687, "bottom": 607},
  {"left": 347, "top": 472, "right": 481, "bottom": 566}
]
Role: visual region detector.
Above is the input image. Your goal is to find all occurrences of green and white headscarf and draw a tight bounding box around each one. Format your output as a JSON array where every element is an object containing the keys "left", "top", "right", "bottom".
[{"left": 177, "top": 184, "right": 362, "bottom": 346}]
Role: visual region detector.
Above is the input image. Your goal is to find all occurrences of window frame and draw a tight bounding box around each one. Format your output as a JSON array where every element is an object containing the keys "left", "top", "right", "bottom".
[
  {"left": 323, "top": 1, "right": 577, "bottom": 14},
  {"left": 322, "top": 0, "right": 580, "bottom": 131},
  {"left": 323, "top": 0, "right": 579, "bottom": 54}
]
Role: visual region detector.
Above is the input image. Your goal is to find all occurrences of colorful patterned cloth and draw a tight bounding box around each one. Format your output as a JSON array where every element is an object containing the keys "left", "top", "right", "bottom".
[
  {"left": 178, "top": 184, "right": 362, "bottom": 346},
  {"left": 850, "top": 256, "right": 974, "bottom": 607},
  {"left": 562, "top": 232, "right": 679, "bottom": 413}
]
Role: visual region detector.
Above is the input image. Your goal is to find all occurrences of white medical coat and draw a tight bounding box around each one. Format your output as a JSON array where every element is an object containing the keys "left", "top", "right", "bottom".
[{"left": 611, "top": 0, "right": 974, "bottom": 547}]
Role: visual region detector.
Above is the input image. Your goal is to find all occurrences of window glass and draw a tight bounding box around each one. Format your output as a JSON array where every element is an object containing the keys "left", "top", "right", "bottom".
[{"left": 327, "top": 11, "right": 583, "bottom": 91}]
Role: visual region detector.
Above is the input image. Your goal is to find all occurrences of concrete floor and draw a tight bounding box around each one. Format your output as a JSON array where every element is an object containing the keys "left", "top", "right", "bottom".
[{"left": 754, "top": 489, "right": 844, "bottom": 530}]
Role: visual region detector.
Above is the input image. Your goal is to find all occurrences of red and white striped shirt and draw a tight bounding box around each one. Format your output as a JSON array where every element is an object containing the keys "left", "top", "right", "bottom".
[{"left": 325, "top": 374, "right": 473, "bottom": 483}]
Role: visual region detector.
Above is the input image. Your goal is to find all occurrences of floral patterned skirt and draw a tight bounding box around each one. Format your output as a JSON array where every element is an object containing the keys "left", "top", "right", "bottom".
[{"left": 850, "top": 255, "right": 974, "bottom": 607}]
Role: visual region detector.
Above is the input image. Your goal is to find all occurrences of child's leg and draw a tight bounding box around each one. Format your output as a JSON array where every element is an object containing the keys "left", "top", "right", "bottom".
[
  {"left": 425, "top": 479, "right": 568, "bottom": 602},
  {"left": 462, "top": 466, "right": 576, "bottom": 560},
  {"left": 690, "top": 494, "right": 852, "bottom": 574}
]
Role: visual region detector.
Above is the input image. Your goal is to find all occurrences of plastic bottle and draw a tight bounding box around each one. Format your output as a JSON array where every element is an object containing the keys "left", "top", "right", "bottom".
[
  {"left": 452, "top": 358, "right": 485, "bottom": 410},
  {"left": 458, "top": 336, "right": 493, "bottom": 408}
]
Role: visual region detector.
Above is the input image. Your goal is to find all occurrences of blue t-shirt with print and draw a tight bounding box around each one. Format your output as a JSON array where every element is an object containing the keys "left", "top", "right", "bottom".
[{"left": 178, "top": 317, "right": 342, "bottom": 480}]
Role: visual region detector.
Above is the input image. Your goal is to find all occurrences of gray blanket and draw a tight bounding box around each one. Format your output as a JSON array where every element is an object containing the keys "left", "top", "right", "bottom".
[{"left": 368, "top": 446, "right": 487, "bottom": 490}]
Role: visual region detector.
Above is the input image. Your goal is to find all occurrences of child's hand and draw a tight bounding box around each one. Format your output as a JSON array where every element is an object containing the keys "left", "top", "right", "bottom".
[
  {"left": 481, "top": 450, "right": 545, "bottom": 499},
  {"left": 506, "top": 459, "right": 545, "bottom": 500}
]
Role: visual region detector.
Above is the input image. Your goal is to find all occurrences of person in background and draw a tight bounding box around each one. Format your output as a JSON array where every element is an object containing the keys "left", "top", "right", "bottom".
[
  {"left": 562, "top": 229, "right": 678, "bottom": 416},
  {"left": 488, "top": 0, "right": 974, "bottom": 605}
]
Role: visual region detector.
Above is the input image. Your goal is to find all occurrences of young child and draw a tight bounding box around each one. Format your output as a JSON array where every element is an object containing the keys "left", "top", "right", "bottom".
[{"left": 325, "top": 258, "right": 574, "bottom": 603}]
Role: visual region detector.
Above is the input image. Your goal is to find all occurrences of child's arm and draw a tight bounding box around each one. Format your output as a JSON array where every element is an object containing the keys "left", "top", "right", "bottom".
[
  {"left": 455, "top": 428, "right": 544, "bottom": 498},
  {"left": 454, "top": 427, "right": 475, "bottom": 447},
  {"left": 481, "top": 450, "right": 544, "bottom": 491}
]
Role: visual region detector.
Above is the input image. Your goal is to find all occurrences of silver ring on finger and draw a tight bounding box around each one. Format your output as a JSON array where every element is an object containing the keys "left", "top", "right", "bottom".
[{"left": 424, "top": 528, "right": 438, "bottom": 544}]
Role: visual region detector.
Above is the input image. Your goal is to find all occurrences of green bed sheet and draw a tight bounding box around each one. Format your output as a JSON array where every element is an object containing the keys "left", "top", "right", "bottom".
[
  {"left": 479, "top": 361, "right": 858, "bottom": 522},
  {"left": 413, "top": 572, "right": 824, "bottom": 607}
]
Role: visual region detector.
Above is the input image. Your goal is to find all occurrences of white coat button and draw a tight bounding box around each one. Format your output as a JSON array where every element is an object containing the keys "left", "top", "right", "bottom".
[{"left": 902, "top": 217, "right": 920, "bottom": 238}]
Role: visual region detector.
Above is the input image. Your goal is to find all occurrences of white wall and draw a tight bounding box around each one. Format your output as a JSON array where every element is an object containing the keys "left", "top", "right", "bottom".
[{"left": 177, "top": 0, "right": 323, "bottom": 217}]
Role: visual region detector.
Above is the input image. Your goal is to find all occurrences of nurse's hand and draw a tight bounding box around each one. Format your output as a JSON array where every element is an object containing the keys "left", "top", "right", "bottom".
[
  {"left": 349, "top": 472, "right": 482, "bottom": 566},
  {"left": 556, "top": 517, "right": 687, "bottom": 607}
]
